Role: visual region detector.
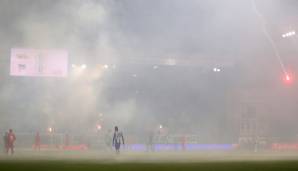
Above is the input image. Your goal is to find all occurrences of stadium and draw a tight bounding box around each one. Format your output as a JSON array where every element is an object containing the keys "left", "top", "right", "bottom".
[{"left": 1, "top": 0, "right": 298, "bottom": 170}]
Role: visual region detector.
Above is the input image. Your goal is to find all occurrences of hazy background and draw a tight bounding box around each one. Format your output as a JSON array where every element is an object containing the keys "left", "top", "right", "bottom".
[{"left": 0, "top": 0, "right": 298, "bottom": 143}]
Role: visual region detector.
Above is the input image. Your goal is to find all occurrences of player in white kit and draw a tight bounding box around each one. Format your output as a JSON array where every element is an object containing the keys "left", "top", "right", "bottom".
[{"left": 112, "top": 126, "right": 125, "bottom": 154}]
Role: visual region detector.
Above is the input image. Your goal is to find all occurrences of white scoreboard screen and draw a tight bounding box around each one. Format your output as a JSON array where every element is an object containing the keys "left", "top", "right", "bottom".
[{"left": 10, "top": 48, "right": 68, "bottom": 77}]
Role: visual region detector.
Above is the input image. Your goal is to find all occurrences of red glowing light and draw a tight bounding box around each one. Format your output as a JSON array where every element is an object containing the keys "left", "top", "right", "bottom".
[{"left": 283, "top": 73, "right": 294, "bottom": 85}]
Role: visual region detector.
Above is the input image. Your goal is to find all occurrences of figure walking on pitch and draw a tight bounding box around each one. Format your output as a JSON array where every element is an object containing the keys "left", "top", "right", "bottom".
[
  {"left": 112, "top": 126, "right": 125, "bottom": 154},
  {"left": 6, "top": 129, "right": 16, "bottom": 155}
]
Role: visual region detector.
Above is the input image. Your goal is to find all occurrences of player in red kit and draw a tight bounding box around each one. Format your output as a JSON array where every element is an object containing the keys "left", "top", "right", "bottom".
[
  {"left": 34, "top": 132, "right": 41, "bottom": 150},
  {"left": 181, "top": 135, "right": 186, "bottom": 151},
  {"left": 7, "top": 129, "right": 16, "bottom": 155}
]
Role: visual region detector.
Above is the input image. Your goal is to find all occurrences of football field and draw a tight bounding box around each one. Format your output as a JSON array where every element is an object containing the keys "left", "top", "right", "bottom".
[{"left": 1, "top": 150, "right": 298, "bottom": 171}]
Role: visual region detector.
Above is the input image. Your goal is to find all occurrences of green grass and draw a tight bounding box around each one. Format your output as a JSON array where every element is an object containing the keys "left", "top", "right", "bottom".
[
  {"left": 1, "top": 150, "right": 298, "bottom": 170},
  {"left": 1, "top": 160, "right": 298, "bottom": 171}
]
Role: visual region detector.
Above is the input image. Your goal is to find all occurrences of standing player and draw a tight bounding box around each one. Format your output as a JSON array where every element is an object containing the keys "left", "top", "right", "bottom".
[
  {"left": 112, "top": 126, "right": 124, "bottom": 154},
  {"left": 7, "top": 129, "right": 16, "bottom": 154},
  {"left": 147, "top": 130, "right": 155, "bottom": 152},
  {"left": 180, "top": 135, "right": 186, "bottom": 151},
  {"left": 34, "top": 132, "right": 41, "bottom": 150},
  {"left": 64, "top": 133, "right": 70, "bottom": 147}
]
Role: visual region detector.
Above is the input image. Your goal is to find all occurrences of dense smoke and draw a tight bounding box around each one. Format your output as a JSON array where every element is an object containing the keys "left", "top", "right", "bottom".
[{"left": 0, "top": 0, "right": 298, "bottom": 143}]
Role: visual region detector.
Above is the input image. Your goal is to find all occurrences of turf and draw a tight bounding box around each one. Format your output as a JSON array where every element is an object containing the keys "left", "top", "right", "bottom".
[
  {"left": 1, "top": 151, "right": 298, "bottom": 171},
  {"left": 1, "top": 160, "right": 298, "bottom": 171}
]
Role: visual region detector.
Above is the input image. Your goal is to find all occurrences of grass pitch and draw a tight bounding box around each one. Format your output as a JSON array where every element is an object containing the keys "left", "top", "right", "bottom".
[{"left": 1, "top": 150, "right": 298, "bottom": 171}]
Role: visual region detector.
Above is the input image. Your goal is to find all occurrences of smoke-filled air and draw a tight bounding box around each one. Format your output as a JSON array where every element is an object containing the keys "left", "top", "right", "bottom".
[{"left": 1, "top": 0, "right": 298, "bottom": 167}]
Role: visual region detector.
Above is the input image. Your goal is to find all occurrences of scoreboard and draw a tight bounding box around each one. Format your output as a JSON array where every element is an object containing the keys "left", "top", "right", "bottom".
[{"left": 10, "top": 48, "right": 68, "bottom": 77}]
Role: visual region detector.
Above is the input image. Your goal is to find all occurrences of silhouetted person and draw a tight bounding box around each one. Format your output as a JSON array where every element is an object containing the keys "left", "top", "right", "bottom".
[
  {"left": 7, "top": 129, "right": 16, "bottom": 154},
  {"left": 147, "top": 131, "right": 155, "bottom": 152},
  {"left": 112, "top": 126, "right": 124, "bottom": 154},
  {"left": 181, "top": 135, "right": 186, "bottom": 151},
  {"left": 64, "top": 133, "right": 70, "bottom": 147},
  {"left": 34, "top": 132, "right": 41, "bottom": 150}
]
